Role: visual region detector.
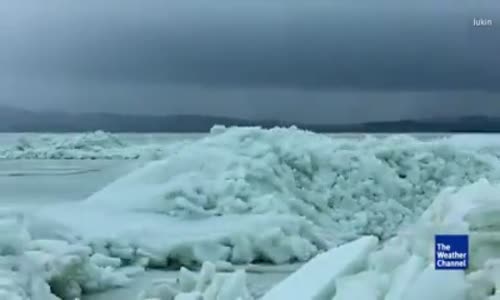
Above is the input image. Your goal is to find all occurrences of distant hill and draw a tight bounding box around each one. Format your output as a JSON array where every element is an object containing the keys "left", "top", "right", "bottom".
[{"left": 1, "top": 106, "right": 500, "bottom": 133}]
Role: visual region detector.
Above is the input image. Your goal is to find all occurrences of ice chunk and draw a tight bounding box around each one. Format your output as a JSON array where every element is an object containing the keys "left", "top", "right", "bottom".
[
  {"left": 138, "top": 281, "right": 179, "bottom": 300},
  {"left": 178, "top": 267, "right": 198, "bottom": 293},
  {"left": 403, "top": 265, "right": 466, "bottom": 300},
  {"left": 90, "top": 253, "right": 122, "bottom": 268},
  {"left": 368, "top": 238, "right": 409, "bottom": 273},
  {"left": 332, "top": 271, "right": 389, "bottom": 300},
  {"left": 466, "top": 206, "right": 500, "bottom": 231},
  {"left": 467, "top": 269, "right": 496, "bottom": 300},
  {"left": 175, "top": 292, "right": 203, "bottom": 300},
  {"left": 216, "top": 270, "right": 252, "bottom": 300},
  {"left": 0, "top": 217, "right": 30, "bottom": 255},
  {"left": 261, "top": 236, "right": 378, "bottom": 300},
  {"left": 138, "top": 262, "right": 253, "bottom": 300},
  {"left": 384, "top": 255, "right": 426, "bottom": 300},
  {"left": 194, "top": 262, "right": 216, "bottom": 292}
]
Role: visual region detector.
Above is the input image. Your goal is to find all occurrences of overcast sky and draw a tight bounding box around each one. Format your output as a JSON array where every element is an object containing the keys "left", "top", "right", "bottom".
[{"left": 1, "top": 0, "right": 499, "bottom": 123}]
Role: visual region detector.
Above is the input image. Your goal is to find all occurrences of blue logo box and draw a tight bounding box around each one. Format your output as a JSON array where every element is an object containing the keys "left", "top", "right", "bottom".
[{"left": 435, "top": 234, "right": 469, "bottom": 270}]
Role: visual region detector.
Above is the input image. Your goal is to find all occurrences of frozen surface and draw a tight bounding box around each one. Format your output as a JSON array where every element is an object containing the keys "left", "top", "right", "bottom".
[{"left": 0, "top": 160, "right": 142, "bottom": 209}]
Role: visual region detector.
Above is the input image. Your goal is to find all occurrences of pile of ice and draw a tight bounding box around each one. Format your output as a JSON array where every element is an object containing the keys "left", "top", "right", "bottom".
[
  {"left": 14, "top": 178, "right": 500, "bottom": 300},
  {"left": 258, "top": 179, "right": 500, "bottom": 300},
  {"left": 0, "top": 206, "right": 325, "bottom": 299},
  {"left": 0, "top": 131, "right": 163, "bottom": 160},
  {"left": 6, "top": 126, "right": 500, "bottom": 299},
  {"left": 138, "top": 262, "right": 253, "bottom": 300},
  {"left": 0, "top": 211, "right": 142, "bottom": 300},
  {"left": 85, "top": 126, "right": 500, "bottom": 243},
  {"left": 34, "top": 205, "right": 327, "bottom": 268}
]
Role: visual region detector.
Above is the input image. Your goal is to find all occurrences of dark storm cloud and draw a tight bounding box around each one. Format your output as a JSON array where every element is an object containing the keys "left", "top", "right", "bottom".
[
  {"left": 1, "top": 0, "right": 500, "bottom": 122},
  {"left": 2, "top": 0, "right": 499, "bottom": 91}
]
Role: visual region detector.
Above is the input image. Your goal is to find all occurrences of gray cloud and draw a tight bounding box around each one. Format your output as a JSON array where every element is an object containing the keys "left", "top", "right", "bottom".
[{"left": 1, "top": 0, "right": 500, "bottom": 122}]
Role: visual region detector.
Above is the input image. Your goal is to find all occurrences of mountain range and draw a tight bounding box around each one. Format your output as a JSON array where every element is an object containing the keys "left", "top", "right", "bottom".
[{"left": 1, "top": 106, "right": 500, "bottom": 133}]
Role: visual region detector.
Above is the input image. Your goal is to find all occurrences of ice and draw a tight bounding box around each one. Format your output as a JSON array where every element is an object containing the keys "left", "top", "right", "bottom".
[
  {"left": 90, "top": 253, "right": 122, "bottom": 268},
  {"left": 253, "top": 178, "right": 500, "bottom": 300},
  {"left": 35, "top": 203, "right": 326, "bottom": 267},
  {"left": 397, "top": 180, "right": 500, "bottom": 298},
  {"left": 0, "top": 131, "right": 169, "bottom": 160},
  {"left": 5, "top": 128, "right": 500, "bottom": 299},
  {"left": 137, "top": 262, "right": 253, "bottom": 300},
  {"left": 332, "top": 271, "right": 389, "bottom": 300},
  {"left": 403, "top": 265, "right": 467, "bottom": 300},
  {"left": 84, "top": 127, "right": 500, "bottom": 243},
  {"left": 260, "top": 236, "right": 378, "bottom": 300},
  {"left": 0, "top": 213, "right": 141, "bottom": 300},
  {"left": 383, "top": 255, "right": 426, "bottom": 300},
  {"left": 216, "top": 269, "right": 251, "bottom": 300}
]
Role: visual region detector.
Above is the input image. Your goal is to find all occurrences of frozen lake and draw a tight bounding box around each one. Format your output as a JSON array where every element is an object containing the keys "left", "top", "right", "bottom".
[
  {"left": 0, "top": 160, "right": 141, "bottom": 207},
  {"left": 2, "top": 131, "right": 500, "bottom": 299}
]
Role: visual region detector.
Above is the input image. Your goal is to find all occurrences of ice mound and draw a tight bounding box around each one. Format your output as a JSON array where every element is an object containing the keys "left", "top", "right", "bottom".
[
  {"left": 0, "top": 131, "right": 151, "bottom": 160},
  {"left": 35, "top": 204, "right": 327, "bottom": 268},
  {"left": 266, "top": 179, "right": 500, "bottom": 300},
  {"left": 138, "top": 261, "right": 253, "bottom": 300},
  {"left": 20, "top": 202, "right": 325, "bottom": 298},
  {"left": 85, "top": 126, "right": 500, "bottom": 242},
  {"left": 374, "top": 180, "right": 500, "bottom": 299},
  {"left": 0, "top": 211, "right": 141, "bottom": 300},
  {"left": 370, "top": 180, "right": 500, "bottom": 299}
]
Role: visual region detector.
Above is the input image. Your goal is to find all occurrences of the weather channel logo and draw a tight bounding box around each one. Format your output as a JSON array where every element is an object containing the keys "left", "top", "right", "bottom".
[{"left": 435, "top": 234, "right": 468, "bottom": 270}]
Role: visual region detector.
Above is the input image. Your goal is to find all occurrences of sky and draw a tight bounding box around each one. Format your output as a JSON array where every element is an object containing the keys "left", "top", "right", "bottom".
[{"left": 1, "top": 0, "right": 499, "bottom": 123}]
